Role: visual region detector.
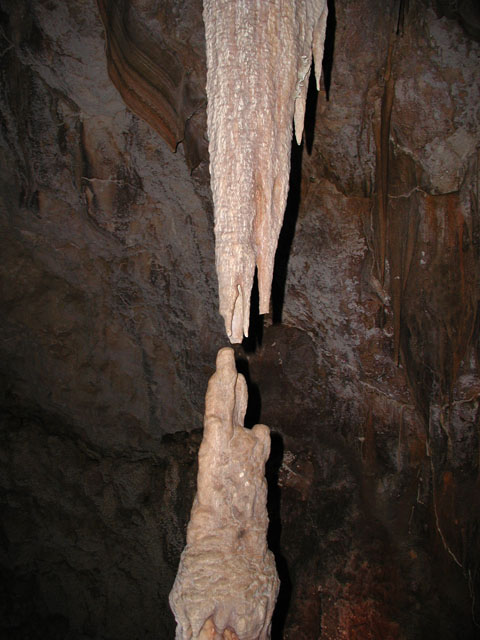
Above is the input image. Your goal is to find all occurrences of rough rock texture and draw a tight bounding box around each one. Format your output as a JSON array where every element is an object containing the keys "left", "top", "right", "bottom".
[
  {"left": 170, "top": 348, "right": 279, "bottom": 640},
  {"left": 203, "top": 0, "right": 328, "bottom": 342},
  {"left": 0, "top": 408, "right": 202, "bottom": 639},
  {"left": 0, "top": 0, "right": 479, "bottom": 639},
  {"left": 0, "top": 0, "right": 224, "bottom": 449}
]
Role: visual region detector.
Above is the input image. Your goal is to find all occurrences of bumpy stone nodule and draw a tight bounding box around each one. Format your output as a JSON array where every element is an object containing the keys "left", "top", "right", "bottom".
[{"left": 169, "top": 348, "right": 279, "bottom": 640}]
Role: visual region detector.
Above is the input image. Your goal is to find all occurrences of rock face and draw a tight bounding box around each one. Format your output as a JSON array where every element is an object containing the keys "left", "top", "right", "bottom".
[
  {"left": 169, "top": 348, "right": 279, "bottom": 640},
  {"left": 0, "top": 1, "right": 479, "bottom": 639},
  {"left": 97, "top": 0, "right": 208, "bottom": 171}
]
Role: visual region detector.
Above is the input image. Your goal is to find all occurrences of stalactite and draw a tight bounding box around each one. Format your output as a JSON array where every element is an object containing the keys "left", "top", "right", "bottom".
[
  {"left": 204, "top": 0, "right": 328, "bottom": 343},
  {"left": 169, "top": 348, "right": 279, "bottom": 640}
]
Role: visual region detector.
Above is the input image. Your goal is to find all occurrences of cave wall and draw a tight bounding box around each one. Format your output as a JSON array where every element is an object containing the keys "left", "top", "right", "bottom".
[{"left": 0, "top": 1, "right": 479, "bottom": 639}]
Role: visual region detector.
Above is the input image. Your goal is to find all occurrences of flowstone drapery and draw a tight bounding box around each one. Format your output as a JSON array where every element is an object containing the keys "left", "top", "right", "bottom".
[
  {"left": 204, "top": 0, "right": 328, "bottom": 343},
  {"left": 169, "top": 348, "right": 279, "bottom": 639}
]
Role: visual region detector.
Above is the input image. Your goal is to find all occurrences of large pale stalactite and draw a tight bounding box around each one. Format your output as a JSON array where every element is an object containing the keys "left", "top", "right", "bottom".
[
  {"left": 169, "top": 348, "right": 279, "bottom": 639},
  {"left": 204, "top": 0, "right": 328, "bottom": 343}
]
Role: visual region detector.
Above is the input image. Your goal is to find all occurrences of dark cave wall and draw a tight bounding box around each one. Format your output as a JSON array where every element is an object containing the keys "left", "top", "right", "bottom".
[
  {"left": 0, "top": 0, "right": 224, "bottom": 447},
  {"left": 0, "top": 1, "right": 479, "bottom": 639}
]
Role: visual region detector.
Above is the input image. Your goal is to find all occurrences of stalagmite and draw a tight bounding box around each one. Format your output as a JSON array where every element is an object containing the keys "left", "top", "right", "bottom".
[
  {"left": 204, "top": 0, "right": 328, "bottom": 342},
  {"left": 169, "top": 348, "right": 279, "bottom": 639}
]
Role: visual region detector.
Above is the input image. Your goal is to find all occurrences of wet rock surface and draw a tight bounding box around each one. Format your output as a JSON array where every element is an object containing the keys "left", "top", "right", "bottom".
[{"left": 0, "top": 1, "right": 479, "bottom": 638}]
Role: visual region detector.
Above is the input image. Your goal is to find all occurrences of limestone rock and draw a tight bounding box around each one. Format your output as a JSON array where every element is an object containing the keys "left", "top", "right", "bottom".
[
  {"left": 203, "top": 0, "right": 328, "bottom": 342},
  {"left": 169, "top": 348, "right": 279, "bottom": 640},
  {"left": 97, "top": 0, "right": 208, "bottom": 170},
  {"left": 1, "top": 1, "right": 480, "bottom": 638}
]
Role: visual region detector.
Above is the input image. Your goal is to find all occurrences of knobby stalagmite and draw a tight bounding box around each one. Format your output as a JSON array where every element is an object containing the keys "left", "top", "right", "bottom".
[
  {"left": 169, "top": 348, "right": 279, "bottom": 639},
  {"left": 204, "top": 0, "right": 328, "bottom": 343}
]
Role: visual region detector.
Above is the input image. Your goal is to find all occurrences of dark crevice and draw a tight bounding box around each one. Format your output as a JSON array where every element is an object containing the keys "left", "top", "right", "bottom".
[
  {"left": 234, "top": 356, "right": 261, "bottom": 429},
  {"left": 271, "top": 138, "right": 303, "bottom": 325},
  {"left": 266, "top": 431, "right": 291, "bottom": 640},
  {"left": 322, "top": 0, "right": 336, "bottom": 101},
  {"left": 241, "top": 271, "right": 263, "bottom": 353},
  {"left": 304, "top": 64, "right": 319, "bottom": 155}
]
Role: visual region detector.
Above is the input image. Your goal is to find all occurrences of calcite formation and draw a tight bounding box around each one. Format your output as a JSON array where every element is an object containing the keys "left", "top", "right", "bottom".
[
  {"left": 169, "top": 348, "right": 279, "bottom": 639},
  {"left": 203, "top": 0, "right": 328, "bottom": 342}
]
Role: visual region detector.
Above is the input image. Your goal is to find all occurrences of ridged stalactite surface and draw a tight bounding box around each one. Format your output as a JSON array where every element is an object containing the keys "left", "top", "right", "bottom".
[
  {"left": 203, "top": 0, "right": 328, "bottom": 342},
  {"left": 169, "top": 348, "right": 279, "bottom": 639}
]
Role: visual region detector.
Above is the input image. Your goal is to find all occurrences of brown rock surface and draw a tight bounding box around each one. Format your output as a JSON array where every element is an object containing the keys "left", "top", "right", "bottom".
[
  {"left": 97, "top": 0, "right": 208, "bottom": 170},
  {"left": 0, "top": 1, "right": 479, "bottom": 639}
]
